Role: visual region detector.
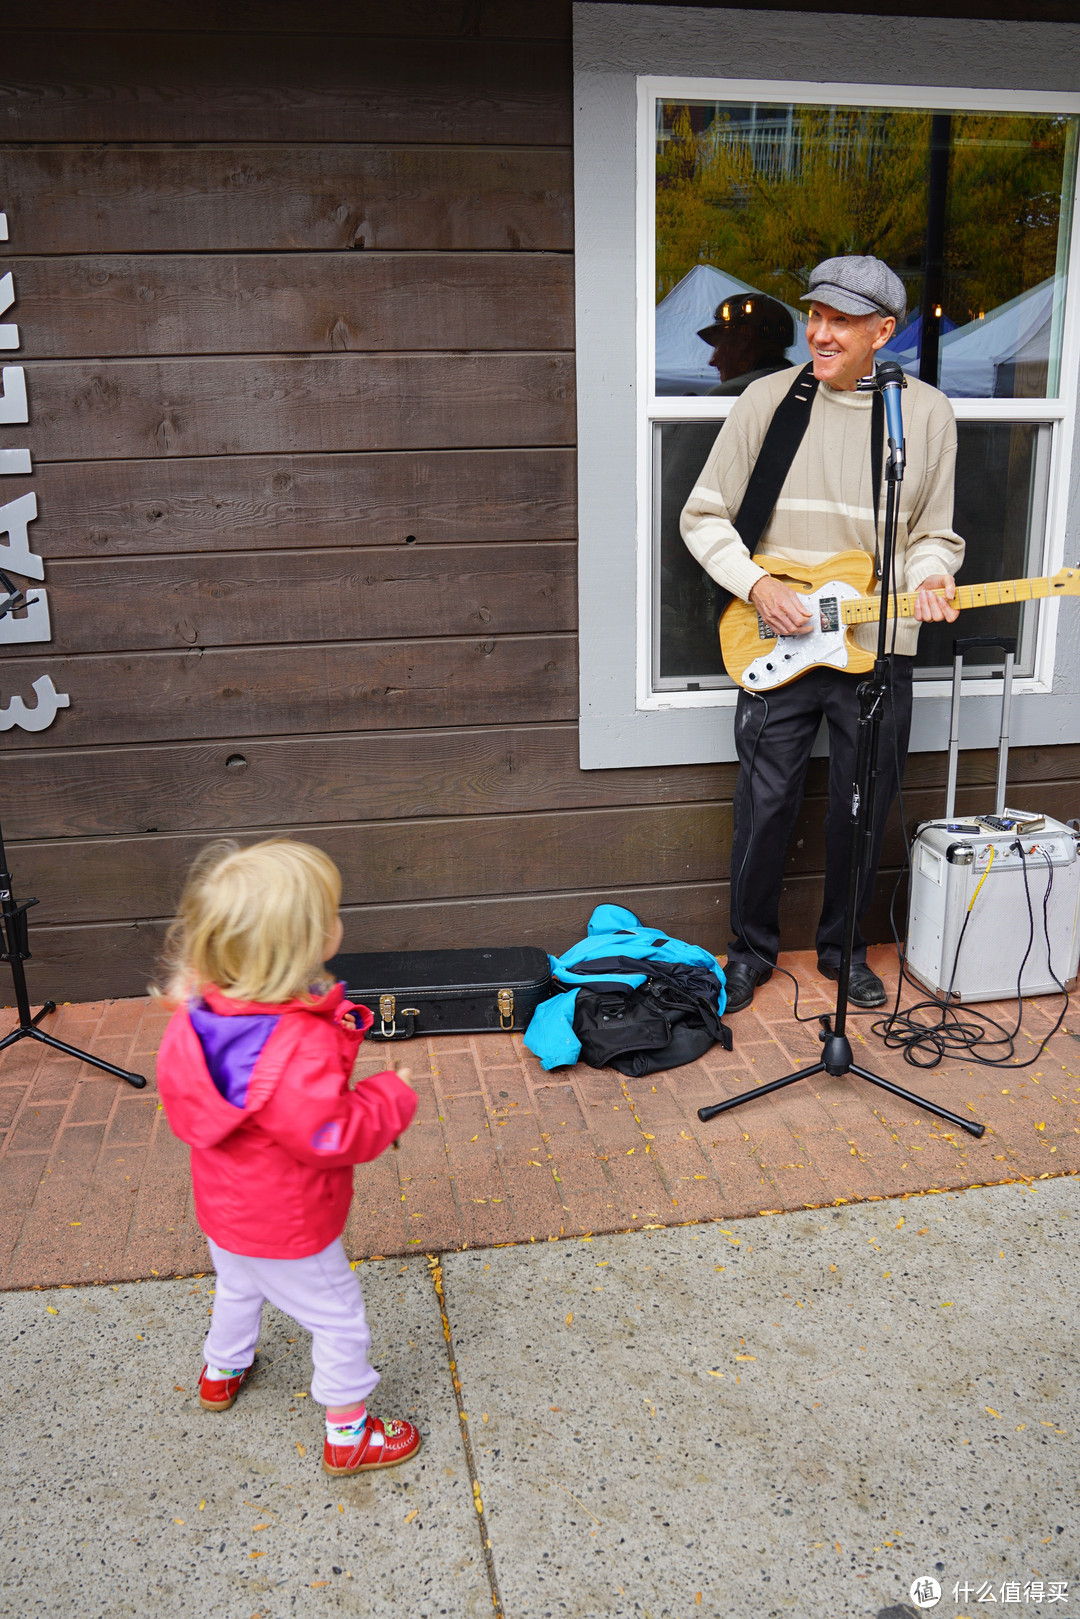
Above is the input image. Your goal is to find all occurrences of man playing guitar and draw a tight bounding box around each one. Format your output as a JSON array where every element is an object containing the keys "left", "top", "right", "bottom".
[{"left": 681, "top": 255, "right": 962, "bottom": 1013}]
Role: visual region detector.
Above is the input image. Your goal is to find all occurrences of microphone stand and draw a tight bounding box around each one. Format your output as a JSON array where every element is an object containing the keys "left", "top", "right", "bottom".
[
  {"left": 699, "top": 366, "right": 984, "bottom": 1139},
  {"left": 0, "top": 572, "right": 145, "bottom": 1088}
]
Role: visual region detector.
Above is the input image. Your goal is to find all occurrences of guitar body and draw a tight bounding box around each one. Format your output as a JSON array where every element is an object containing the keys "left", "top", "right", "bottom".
[{"left": 720, "top": 550, "right": 878, "bottom": 692}]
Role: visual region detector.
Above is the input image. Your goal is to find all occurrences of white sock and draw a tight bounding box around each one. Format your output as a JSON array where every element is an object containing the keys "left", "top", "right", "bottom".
[
  {"left": 204, "top": 1362, "right": 247, "bottom": 1381},
  {"left": 326, "top": 1413, "right": 367, "bottom": 1443}
]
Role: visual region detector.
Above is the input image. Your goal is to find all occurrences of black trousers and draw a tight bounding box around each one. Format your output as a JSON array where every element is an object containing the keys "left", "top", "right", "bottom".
[{"left": 726, "top": 658, "right": 914, "bottom": 973}]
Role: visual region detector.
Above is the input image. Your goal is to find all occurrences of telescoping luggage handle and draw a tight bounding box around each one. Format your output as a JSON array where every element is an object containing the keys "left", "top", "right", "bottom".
[{"left": 944, "top": 635, "right": 1016, "bottom": 821}]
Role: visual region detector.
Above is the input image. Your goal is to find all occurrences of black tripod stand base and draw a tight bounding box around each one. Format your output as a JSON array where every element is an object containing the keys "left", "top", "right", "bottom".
[
  {"left": 0, "top": 1016, "right": 147, "bottom": 1089},
  {"left": 698, "top": 1028, "right": 985, "bottom": 1138}
]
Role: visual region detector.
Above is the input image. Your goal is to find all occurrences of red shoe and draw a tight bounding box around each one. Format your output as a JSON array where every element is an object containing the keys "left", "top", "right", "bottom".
[
  {"left": 322, "top": 1416, "right": 422, "bottom": 1475},
  {"left": 198, "top": 1361, "right": 254, "bottom": 1412}
]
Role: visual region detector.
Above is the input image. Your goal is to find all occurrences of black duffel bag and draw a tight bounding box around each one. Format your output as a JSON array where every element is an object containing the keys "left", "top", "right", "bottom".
[{"left": 566, "top": 956, "right": 732, "bottom": 1078}]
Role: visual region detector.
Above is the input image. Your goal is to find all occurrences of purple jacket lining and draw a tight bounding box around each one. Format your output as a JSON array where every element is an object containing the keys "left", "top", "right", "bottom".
[{"left": 189, "top": 1002, "right": 281, "bottom": 1109}]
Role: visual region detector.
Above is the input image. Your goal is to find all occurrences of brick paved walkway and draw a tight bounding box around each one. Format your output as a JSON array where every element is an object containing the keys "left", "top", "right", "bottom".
[{"left": 2, "top": 946, "right": 1078, "bottom": 1290}]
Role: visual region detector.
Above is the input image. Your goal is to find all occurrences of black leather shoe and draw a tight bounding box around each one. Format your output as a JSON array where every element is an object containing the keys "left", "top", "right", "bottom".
[
  {"left": 818, "top": 961, "right": 887, "bottom": 1009},
  {"left": 723, "top": 962, "right": 772, "bottom": 1014}
]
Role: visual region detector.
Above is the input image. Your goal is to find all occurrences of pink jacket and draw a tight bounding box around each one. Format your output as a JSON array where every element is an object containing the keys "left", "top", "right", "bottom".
[{"left": 156, "top": 981, "right": 416, "bottom": 1260}]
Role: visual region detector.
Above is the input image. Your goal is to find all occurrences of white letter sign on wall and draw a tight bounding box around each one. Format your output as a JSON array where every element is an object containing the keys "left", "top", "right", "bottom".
[{"left": 0, "top": 208, "right": 70, "bottom": 731}]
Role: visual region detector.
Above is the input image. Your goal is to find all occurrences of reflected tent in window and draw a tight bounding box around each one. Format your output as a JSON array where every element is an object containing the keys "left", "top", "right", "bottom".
[{"left": 650, "top": 98, "right": 1078, "bottom": 689}]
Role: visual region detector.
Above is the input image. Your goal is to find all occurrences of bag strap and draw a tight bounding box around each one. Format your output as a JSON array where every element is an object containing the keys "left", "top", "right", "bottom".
[{"left": 732, "top": 362, "right": 819, "bottom": 556}]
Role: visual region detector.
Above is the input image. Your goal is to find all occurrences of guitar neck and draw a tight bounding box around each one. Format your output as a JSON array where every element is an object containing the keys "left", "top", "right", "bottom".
[{"left": 842, "top": 575, "right": 1054, "bottom": 625}]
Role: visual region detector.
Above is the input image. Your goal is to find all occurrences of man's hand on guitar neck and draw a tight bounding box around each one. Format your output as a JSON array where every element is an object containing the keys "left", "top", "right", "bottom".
[
  {"left": 748, "top": 575, "right": 814, "bottom": 637},
  {"left": 913, "top": 573, "right": 959, "bottom": 623}
]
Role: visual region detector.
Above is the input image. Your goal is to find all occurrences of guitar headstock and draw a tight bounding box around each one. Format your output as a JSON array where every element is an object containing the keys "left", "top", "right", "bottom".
[{"left": 1051, "top": 566, "right": 1080, "bottom": 595}]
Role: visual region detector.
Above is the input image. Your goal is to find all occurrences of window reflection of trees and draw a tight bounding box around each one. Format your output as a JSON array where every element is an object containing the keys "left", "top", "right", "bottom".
[{"left": 655, "top": 102, "right": 1073, "bottom": 354}]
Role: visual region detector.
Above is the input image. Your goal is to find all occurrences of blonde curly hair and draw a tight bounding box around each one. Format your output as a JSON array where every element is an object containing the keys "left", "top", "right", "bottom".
[{"left": 158, "top": 838, "right": 343, "bottom": 1005}]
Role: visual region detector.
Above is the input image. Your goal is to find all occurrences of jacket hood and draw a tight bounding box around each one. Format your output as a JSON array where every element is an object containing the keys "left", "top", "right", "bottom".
[
  {"left": 157, "top": 981, "right": 371, "bottom": 1151},
  {"left": 199, "top": 980, "right": 348, "bottom": 1018}
]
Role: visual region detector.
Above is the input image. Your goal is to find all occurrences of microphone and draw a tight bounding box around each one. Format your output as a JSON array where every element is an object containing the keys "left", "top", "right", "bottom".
[
  {"left": 876, "top": 359, "right": 906, "bottom": 477},
  {"left": 857, "top": 359, "right": 906, "bottom": 480}
]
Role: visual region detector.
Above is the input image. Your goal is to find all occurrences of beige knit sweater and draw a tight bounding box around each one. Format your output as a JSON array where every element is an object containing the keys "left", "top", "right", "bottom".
[{"left": 680, "top": 365, "right": 965, "bottom": 656}]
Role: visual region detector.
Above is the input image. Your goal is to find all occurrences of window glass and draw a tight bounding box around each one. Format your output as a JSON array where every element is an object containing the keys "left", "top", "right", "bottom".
[
  {"left": 654, "top": 420, "right": 1052, "bottom": 687},
  {"left": 655, "top": 102, "right": 1078, "bottom": 398}
]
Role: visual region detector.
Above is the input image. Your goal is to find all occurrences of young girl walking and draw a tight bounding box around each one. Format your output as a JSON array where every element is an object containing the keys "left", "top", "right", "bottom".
[{"left": 155, "top": 838, "right": 421, "bottom": 1476}]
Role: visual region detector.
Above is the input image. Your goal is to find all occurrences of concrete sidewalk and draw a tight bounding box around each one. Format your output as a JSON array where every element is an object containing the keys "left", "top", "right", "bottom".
[{"left": 3, "top": 1178, "right": 1076, "bottom": 1619}]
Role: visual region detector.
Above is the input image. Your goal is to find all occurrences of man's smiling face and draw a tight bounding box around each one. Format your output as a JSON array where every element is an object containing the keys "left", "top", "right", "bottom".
[{"left": 805, "top": 301, "right": 895, "bottom": 390}]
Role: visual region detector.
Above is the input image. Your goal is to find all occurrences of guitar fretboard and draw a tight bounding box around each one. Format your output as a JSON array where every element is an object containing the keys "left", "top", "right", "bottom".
[{"left": 842, "top": 575, "right": 1067, "bottom": 625}]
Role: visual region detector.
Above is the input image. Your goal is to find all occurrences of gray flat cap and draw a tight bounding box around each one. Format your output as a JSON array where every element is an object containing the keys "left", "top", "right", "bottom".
[{"left": 801, "top": 255, "right": 906, "bottom": 324}]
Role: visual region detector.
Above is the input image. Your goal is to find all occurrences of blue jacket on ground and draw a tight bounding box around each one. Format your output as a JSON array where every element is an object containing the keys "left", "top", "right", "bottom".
[{"left": 523, "top": 905, "right": 725, "bottom": 1071}]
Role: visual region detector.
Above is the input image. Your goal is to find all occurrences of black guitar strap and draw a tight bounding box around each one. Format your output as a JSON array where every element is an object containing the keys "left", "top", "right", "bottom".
[
  {"left": 716, "top": 362, "right": 887, "bottom": 611},
  {"left": 732, "top": 362, "right": 818, "bottom": 559}
]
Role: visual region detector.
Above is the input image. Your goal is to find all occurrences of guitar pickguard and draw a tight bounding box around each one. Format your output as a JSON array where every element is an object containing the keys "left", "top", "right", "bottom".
[{"left": 743, "top": 580, "right": 862, "bottom": 692}]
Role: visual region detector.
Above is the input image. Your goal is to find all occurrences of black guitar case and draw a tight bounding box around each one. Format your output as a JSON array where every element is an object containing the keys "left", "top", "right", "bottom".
[{"left": 327, "top": 946, "right": 553, "bottom": 1042}]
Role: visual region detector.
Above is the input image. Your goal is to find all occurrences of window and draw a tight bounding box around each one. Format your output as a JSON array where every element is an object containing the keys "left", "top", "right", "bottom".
[{"left": 647, "top": 93, "right": 1077, "bottom": 691}]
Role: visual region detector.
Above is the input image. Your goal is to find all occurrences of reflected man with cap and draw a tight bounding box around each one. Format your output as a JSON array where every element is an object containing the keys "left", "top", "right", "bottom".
[
  {"left": 697, "top": 293, "right": 796, "bottom": 395},
  {"left": 681, "top": 255, "right": 963, "bottom": 1014}
]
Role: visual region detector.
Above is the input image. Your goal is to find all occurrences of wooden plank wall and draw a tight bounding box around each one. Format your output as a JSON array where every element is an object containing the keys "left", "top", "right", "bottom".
[{"left": 0, "top": 2, "right": 1077, "bottom": 1000}]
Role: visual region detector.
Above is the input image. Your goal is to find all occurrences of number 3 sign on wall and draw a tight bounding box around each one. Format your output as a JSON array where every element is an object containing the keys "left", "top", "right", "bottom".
[{"left": 0, "top": 208, "right": 70, "bottom": 732}]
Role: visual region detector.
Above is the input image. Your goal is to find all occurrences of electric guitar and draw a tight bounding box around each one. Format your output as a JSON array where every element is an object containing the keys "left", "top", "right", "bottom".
[{"left": 718, "top": 550, "right": 1080, "bottom": 693}]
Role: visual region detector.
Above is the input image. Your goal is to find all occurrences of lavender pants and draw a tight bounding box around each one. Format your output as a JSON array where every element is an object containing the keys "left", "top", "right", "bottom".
[{"left": 203, "top": 1236, "right": 380, "bottom": 1408}]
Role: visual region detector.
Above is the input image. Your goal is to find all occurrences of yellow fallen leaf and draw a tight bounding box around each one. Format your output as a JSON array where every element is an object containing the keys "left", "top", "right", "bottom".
[
  {"left": 173, "top": 1518, "right": 185, "bottom": 1525},
  {"left": 310, "top": 1581, "right": 329, "bottom": 1588},
  {"left": 696, "top": 1597, "right": 702, "bottom": 1607},
  {"left": 46, "top": 1307, "right": 58, "bottom": 1315},
  {"left": 69, "top": 1222, "right": 81, "bottom": 1227},
  {"left": 252, "top": 1523, "right": 270, "bottom": 1531},
  {"left": 293, "top": 1391, "right": 308, "bottom": 1398},
  {"left": 404, "top": 1508, "right": 419, "bottom": 1523},
  {"left": 249, "top": 1551, "right": 266, "bottom": 1558},
  {"left": 626, "top": 1148, "right": 635, "bottom": 1156},
  {"left": 941, "top": 1302, "right": 953, "bottom": 1307},
  {"left": 896, "top": 1217, "right": 904, "bottom": 1227},
  {"left": 706, "top": 1370, "right": 725, "bottom": 1379},
  {"left": 1016, "top": 1424, "right": 1026, "bottom": 1431},
  {"left": 734, "top": 1354, "right": 756, "bottom": 1361},
  {"left": 174, "top": 1385, "right": 186, "bottom": 1393},
  {"left": 985, "top": 1407, "right": 1000, "bottom": 1418},
  {"left": 835, "top": 1541, "right": 842, "bottom": 1554},
  {"left": 295, "top": 1442, "right": 306, "bottom": 1458},
  {"left": 642, "top": 1133, "right": 655, "bottom": 1140},
  {"left": 566, "top": 1313, "right": 573, "bottom": 1327}
]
